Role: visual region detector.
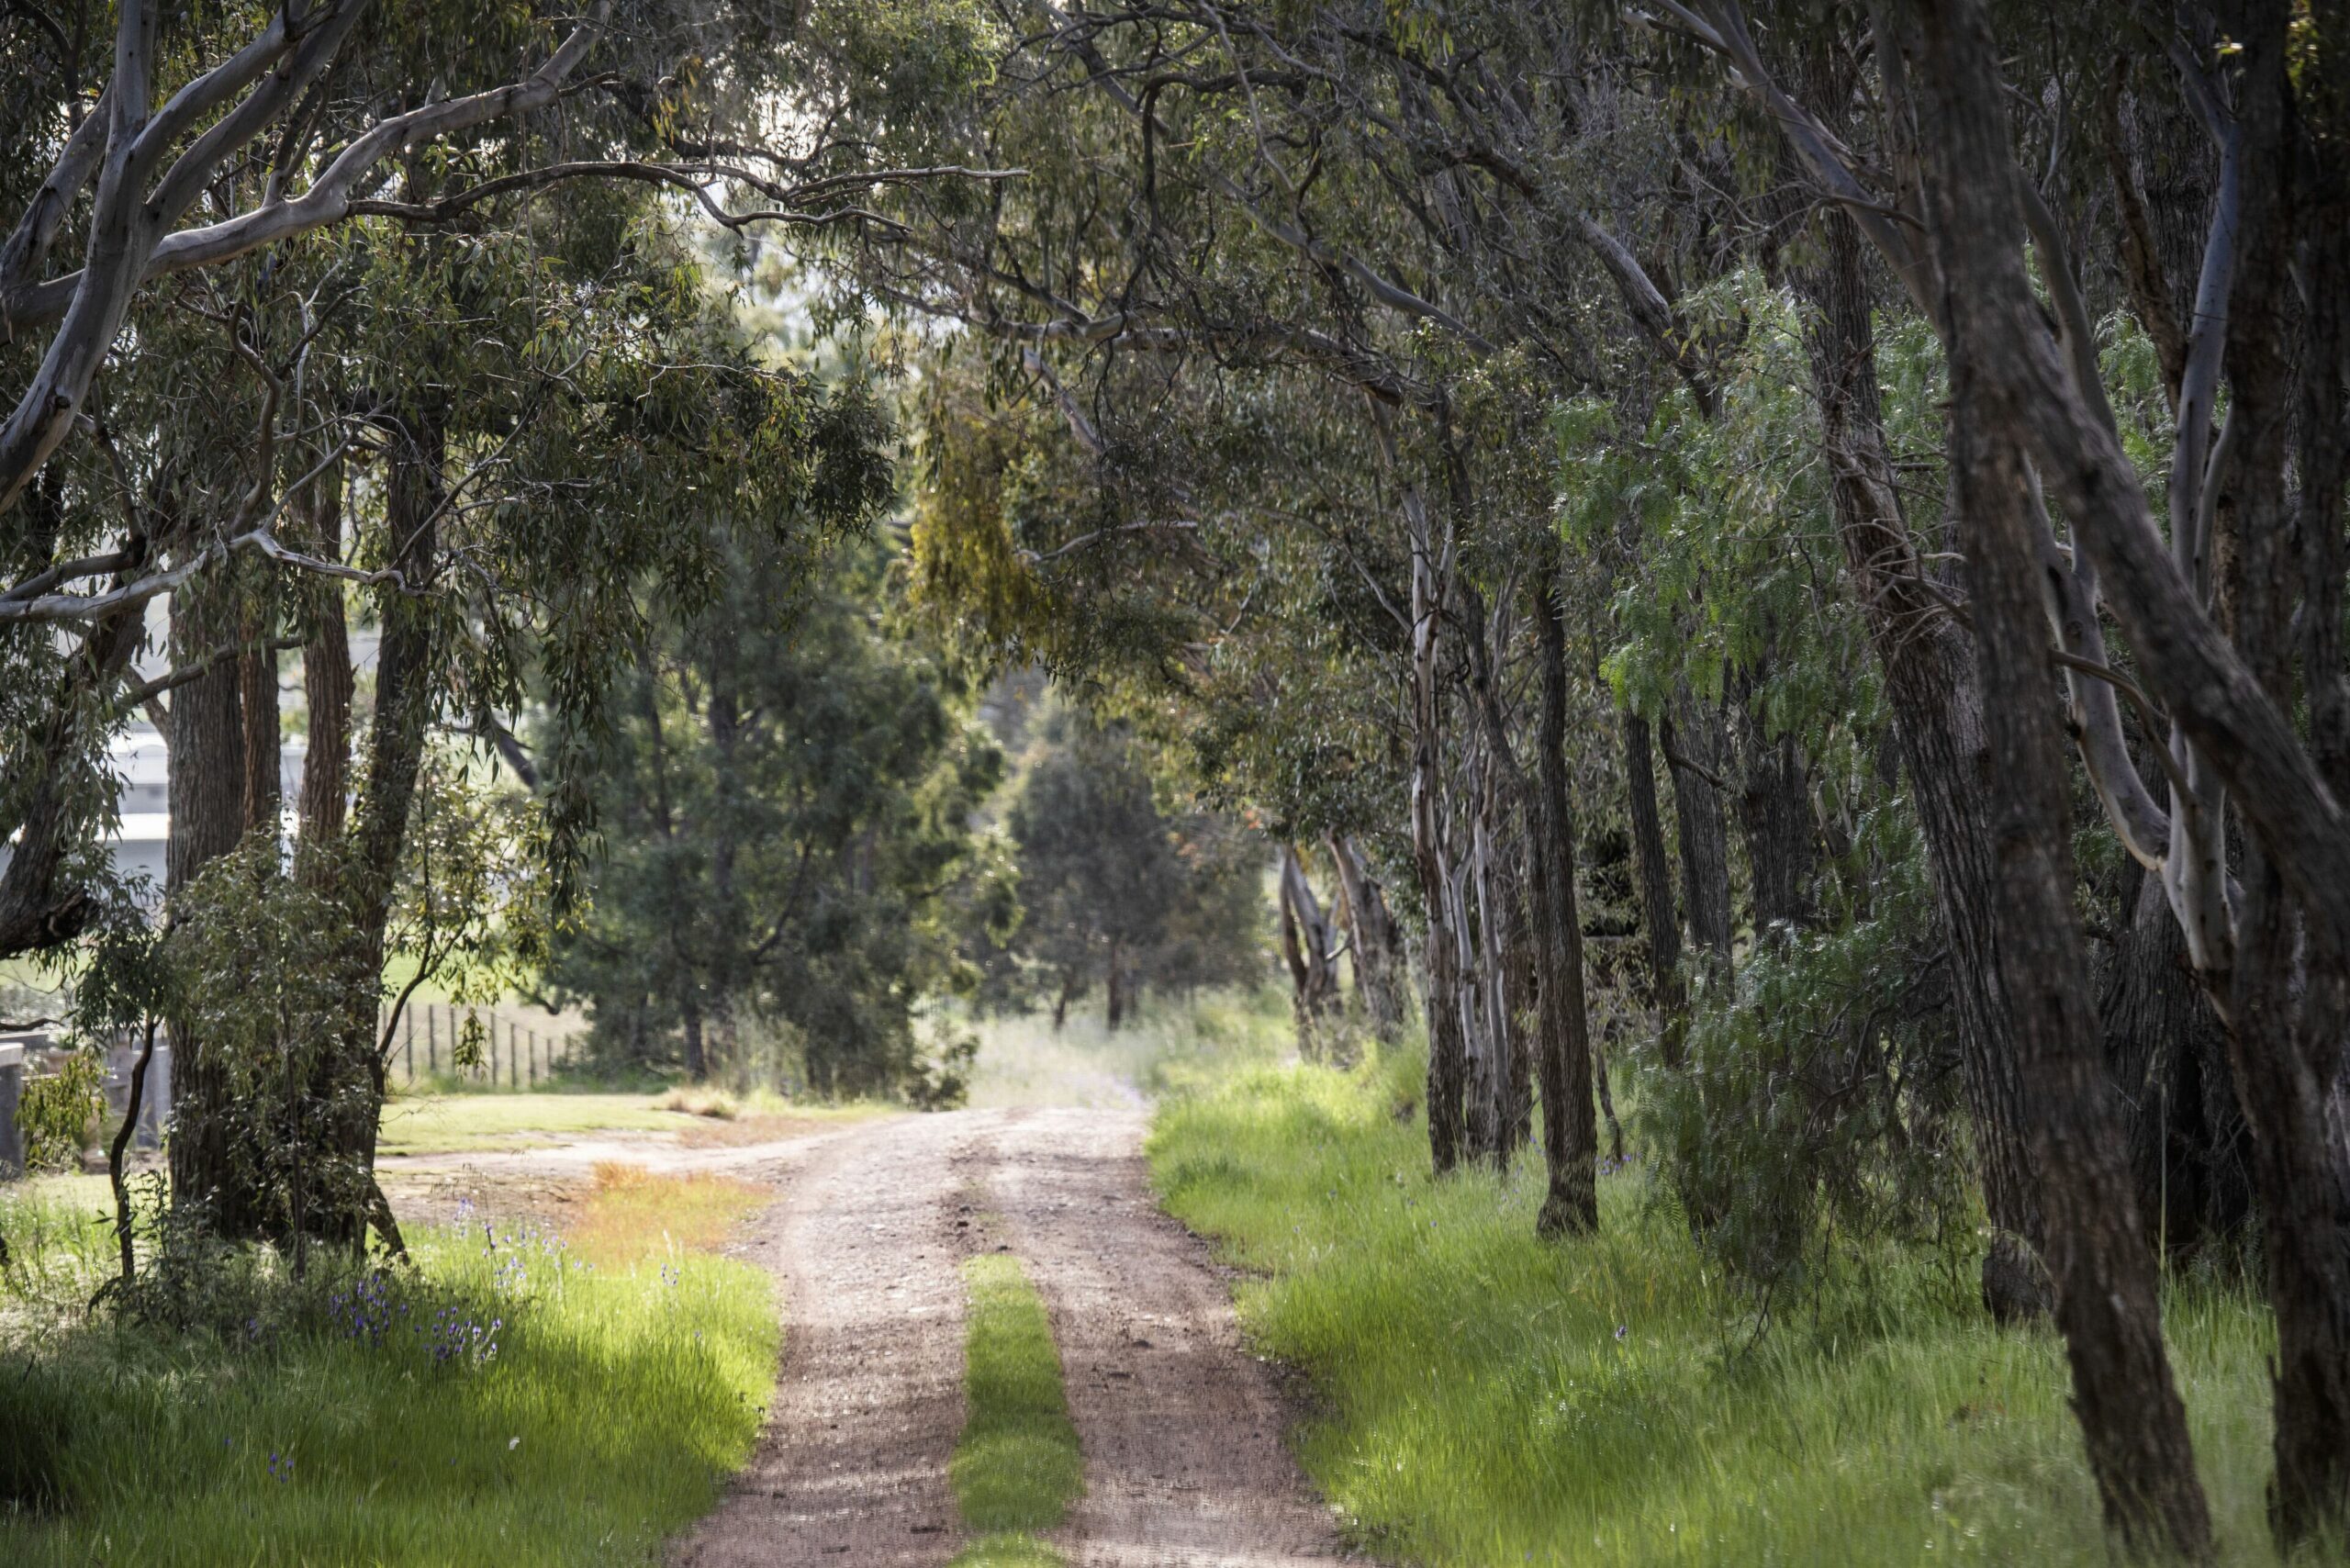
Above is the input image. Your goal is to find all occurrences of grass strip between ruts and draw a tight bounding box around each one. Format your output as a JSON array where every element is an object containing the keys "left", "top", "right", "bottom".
[{"left": 947, "top": 1252, "right": 1084, "bottom": 1567}]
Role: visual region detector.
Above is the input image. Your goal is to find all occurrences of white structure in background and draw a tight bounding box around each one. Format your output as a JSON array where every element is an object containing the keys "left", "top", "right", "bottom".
[{"left": 100, "top": 723, "right": 308, "bottom": 898}]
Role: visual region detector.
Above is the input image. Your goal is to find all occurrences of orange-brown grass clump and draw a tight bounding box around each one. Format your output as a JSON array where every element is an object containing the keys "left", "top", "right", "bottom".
[{"left": 568, "top": 1161, "right": 769, "bottom": 1270}]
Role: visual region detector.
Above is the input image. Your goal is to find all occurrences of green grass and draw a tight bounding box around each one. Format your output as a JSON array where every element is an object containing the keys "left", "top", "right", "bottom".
[
  {"left": 949, "top": 1253, "right": 1083, "bottom": 1568},
  {"left": 373, "top": 1089, "right": 879, "bottom": 1156},
  {"left": 375, "top": 1091, "right": 693, "bottom": 1154},
  {"left": 0, "top": 1182, "right": 778, "bottom": 1564},
  {"left": 1149, "top": 1047, "right": 2315, "bottom": 1567}
]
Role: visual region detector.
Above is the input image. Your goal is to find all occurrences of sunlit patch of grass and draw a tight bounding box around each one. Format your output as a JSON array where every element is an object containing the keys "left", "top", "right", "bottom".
[
  {"left": 375, "top": 1090, "right": 882, "bottom": 1156},
  {"left": 563, "top": 1162, "right": 768, "bottom": 1271},
  {"left": 1149, "top": 1047, "right": 2315, "bottom": 1567},
  {"left": 949, "top": 1254, "right": 1081, "bottom": 1567},
  {"left": 0, "top": 1186, "right": 777, "bottom": 1566},
  {"left": 948, "top": 1534, "right": 1069, "bottom": 1568}
]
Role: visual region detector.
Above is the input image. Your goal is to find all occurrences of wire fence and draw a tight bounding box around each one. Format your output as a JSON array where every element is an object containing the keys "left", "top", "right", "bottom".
[{"left": 378, "top": 1001, "right": 582, "bottom": 1089}]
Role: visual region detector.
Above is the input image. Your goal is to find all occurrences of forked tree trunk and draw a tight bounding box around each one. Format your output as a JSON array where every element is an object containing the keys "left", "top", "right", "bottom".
[
  {"left": 1919, "top": 5, "right": 2214, "bottom": 1550},
  {"left": 316, "top": 406, "right": 449, "bottom": 1248}
]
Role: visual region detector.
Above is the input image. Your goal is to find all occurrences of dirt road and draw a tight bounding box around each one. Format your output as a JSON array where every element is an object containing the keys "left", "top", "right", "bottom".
[{"left": 677, "top": 1105, "right": 1355, "bottom": 1567}]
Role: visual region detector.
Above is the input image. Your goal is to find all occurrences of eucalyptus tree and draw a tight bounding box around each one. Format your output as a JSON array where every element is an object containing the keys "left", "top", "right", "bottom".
[
  {"left": 0, "top": 2, "right": 1011, "bottom": 1250},
  {"left": 0, "top": 0, "right": 1014, "bottom": 961},
  {"left": 848, "top": 0, "right": 1761, "bottom": 1226},
  {"left": 1639, "top": 0, "right": 2350, "bottom": 1546}
]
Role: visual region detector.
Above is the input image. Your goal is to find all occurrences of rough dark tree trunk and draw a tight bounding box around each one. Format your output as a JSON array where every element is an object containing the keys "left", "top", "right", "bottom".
[
  {"left": 1919, "top": 4, "right": 2216, "bottom": 1550},
  {"left": 2207, "top": 17, "right": 2350, "bottom": 1536},
  {"left": 1528, "top": 566, "right": 1598, "bottom": 1234},
  {"left": 1489, "top": 815, "right": 1536, "bottom": 1158},
  {"left": 238, "top": 622, "right": 280, "bottom": 837},
  {"left": 2098, "top": 869, "right": 2251, "bottom": 1257},
  {"left": 317, "top": 406, "right": 450, "bottom": 1246},
  {"left": 680, "top": 999, "right": 707, "bottom": 1081},
  {"left": 1661, "top": 693, "right": 1733, "bottom": 978},
  {"left": 297, "top": 469, "right": 351, "bottom": 885},
  {"left": 1619, "top": 708, "right": 1686, "bottom": 1065},
  {"left": 1104, "top": 939, "right": 1126, "bottom": 1031},
  {"left": 1945, "top": 365, "right": 2217, "bottom": 1564},
  {"left": 1730, "top": 693, "right": 1814, "bottom": 937},
  {"left": 167, "top": 566, "right": 266, "bottom": 1236},
  {"left": 1791, "top": 178, "right": 2047, "bottom": 1320}
]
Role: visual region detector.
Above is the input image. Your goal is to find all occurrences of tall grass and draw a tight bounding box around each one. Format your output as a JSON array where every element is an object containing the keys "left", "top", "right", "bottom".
[
  {"left": 949, "top": 1254, "right": 1083, "bottom": 1568},
  {"left": 1150, "top": 1048, "right": 2311, "bottom": 1567},
  {"left": 0, "top": 1174, "right": 777, "bottom": 1565}
]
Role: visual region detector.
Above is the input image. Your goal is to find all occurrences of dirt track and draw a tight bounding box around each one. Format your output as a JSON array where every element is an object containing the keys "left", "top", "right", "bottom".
[{"left": 673, "top": 1105, "right": 1356, "bottom": 1567}]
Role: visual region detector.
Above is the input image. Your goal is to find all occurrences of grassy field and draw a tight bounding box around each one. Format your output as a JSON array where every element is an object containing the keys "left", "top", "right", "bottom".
[
  {"left": 1149, "top": 1047, "right": 2319, "bottom": 1568},
  {"left": 375, "top": 1087, "right": 882, "bottom": 1156},
  {"left": 0, "top": 1169, "right": 777, "bottom": 1564},
  {"left": 948, "top": 1253, "right": 1084, "bottom": 1568}
]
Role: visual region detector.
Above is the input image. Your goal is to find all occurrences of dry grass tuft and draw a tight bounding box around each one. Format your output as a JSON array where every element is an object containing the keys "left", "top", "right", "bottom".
[{"left": 659, "top": 1087, "right": 742, "bottom": 1120}]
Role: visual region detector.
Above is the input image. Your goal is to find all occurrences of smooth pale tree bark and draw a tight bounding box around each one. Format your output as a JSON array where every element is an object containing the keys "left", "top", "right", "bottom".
[
  {"left": 1277, "top": 845, "right": 1342, "bottom": 1059},
  {"left": 1406, "top": 485, "right": 1468, "bottom": 1176},
  {"left": 1327, "top": 834, "right": 1407, "bottom": 1039},
  {"left": 1918, "top": 3, "right": 2215, "bottom": 1551},
  {"left": 1487, "top": 811, "right": 1537, "bottom": 1157}
]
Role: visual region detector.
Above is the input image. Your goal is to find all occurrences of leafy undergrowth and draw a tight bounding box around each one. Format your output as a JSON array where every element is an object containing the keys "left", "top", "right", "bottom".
[
  {"left": 949, "top": 1253, "right": 1083, "bottom": 1568},
  {"left": 0, "top": 1170, "right": 777, "bottom": 1565},
  {"left": 1149, "top": 1049, "right": 2314, "bottom": 1567}
]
